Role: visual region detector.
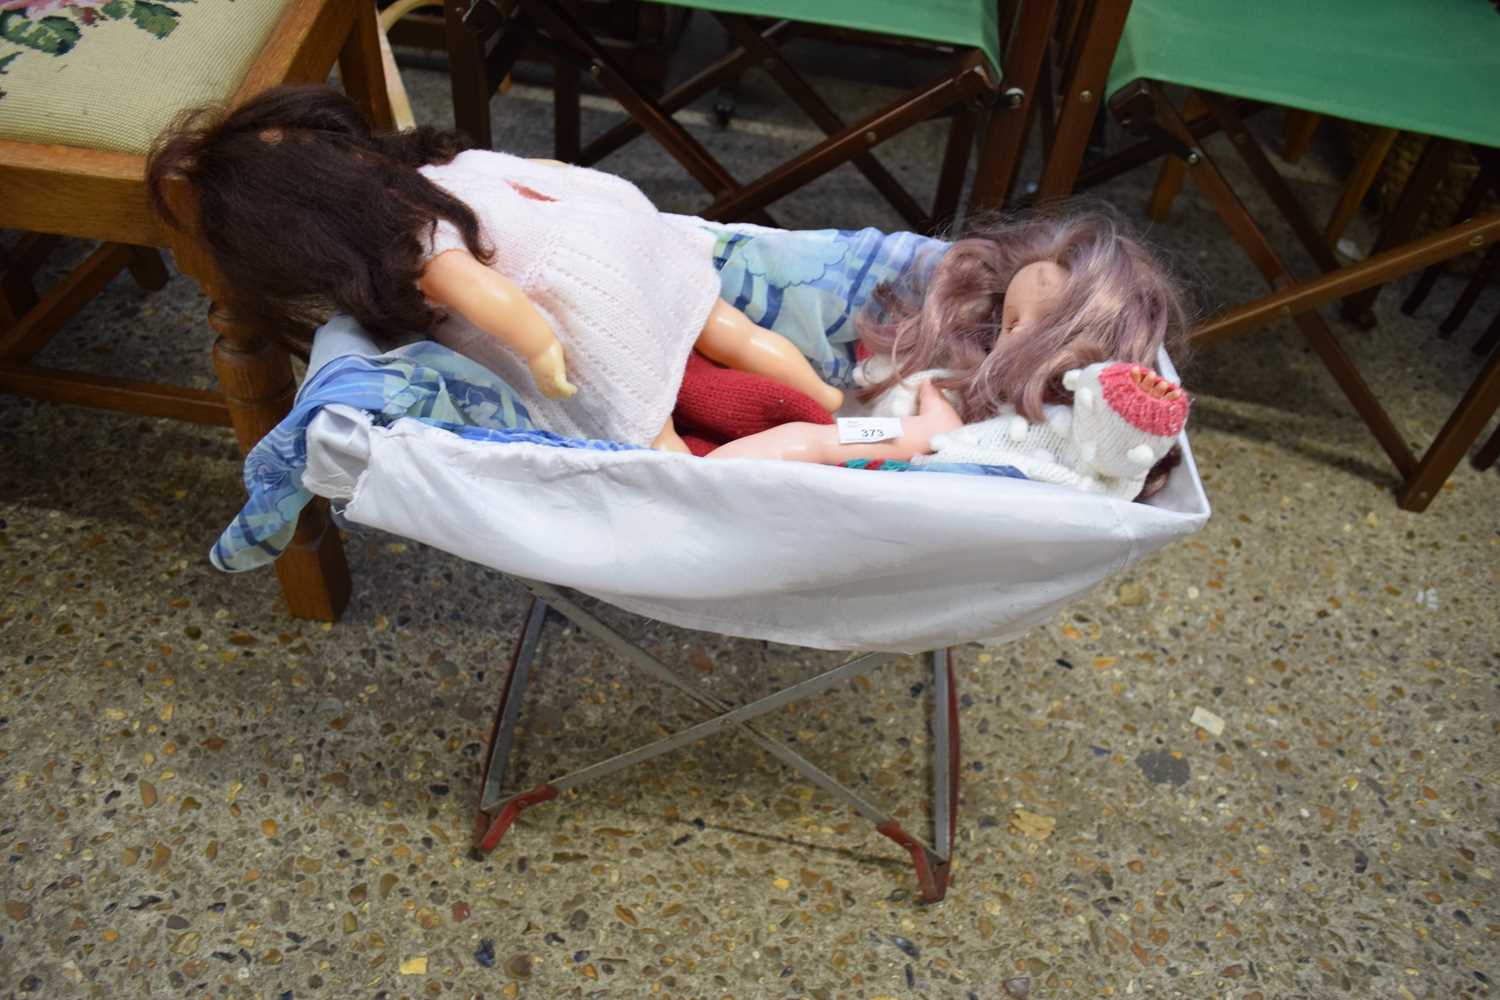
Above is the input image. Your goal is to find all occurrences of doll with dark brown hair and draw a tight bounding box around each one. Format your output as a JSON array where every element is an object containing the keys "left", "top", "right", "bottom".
[{"left": 146, "top": 85, "right": 842, "bottom": 451}]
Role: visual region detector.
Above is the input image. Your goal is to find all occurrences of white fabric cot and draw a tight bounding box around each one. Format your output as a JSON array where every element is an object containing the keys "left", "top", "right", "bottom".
[
  {"left": 295, "top": 320, "right": 1209, "bottom": 901},
  {"left": 300, "top": 327, "right": 1210, "bottom": 654}
]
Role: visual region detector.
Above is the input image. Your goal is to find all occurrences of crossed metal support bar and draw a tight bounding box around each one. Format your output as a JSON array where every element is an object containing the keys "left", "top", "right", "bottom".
[{"left": 472, "top": 580, "right": 961, "bottom": 903}]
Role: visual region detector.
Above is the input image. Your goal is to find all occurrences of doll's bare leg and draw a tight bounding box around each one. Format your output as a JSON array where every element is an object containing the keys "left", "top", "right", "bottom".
[
  {"left": 708, "top": 381, "right": 960, "bottom": 463},
  {"left": 653, "top": 416, "right": 691, "bottom": 454},
  {"left": 694, "top": 300, "right": 844, "bottom": 412}
]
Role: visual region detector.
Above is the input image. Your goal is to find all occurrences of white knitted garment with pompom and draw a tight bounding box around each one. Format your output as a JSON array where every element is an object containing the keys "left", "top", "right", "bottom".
[
  {"left": 912, "top": 361, "right": 1186, "bottom": 500},
  {"left": 419, "top": 150, "right": 720, "bottom": 445}
]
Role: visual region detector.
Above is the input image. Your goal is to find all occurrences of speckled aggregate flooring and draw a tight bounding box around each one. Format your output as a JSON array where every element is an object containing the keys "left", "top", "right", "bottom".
[{"left": 1, "top": 29, "right": 1498, "bottom": 1000}]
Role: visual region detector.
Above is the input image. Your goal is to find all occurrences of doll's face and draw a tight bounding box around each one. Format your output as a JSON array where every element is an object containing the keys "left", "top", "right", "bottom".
[{"left": 1000, "top": 260, "right": 1067, "bottom": 339}]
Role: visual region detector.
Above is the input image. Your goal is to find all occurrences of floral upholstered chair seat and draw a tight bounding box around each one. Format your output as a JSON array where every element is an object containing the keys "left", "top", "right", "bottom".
[{"left": 0, "top": 0, "right": 294, "bottom": 154}]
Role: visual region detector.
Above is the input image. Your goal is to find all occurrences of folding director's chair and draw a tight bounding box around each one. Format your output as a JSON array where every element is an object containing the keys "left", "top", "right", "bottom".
[
  {"left": 440, "top": 0, "right": 1074, "bottom": 227},
  {"left": 1073, "top": 0, "right": 1500, "bottom": 511},
  {"left": 475, "top": 581, "right": 961, "bottom": 902}
]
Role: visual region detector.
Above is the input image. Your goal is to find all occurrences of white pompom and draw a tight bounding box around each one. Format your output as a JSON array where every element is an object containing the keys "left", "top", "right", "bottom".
[
  {"left": 1127, "top": 444, "right": 1156, "bottom": 468},
  {"left": 1061, "top": 369, "right": 1083, "bottom": 391},
  {"left": 1007, "top": 417, "right": 1028, "bottom": 442},
  {"left": 1074, "top": 387, "right": 1095, "bottom": 412}
]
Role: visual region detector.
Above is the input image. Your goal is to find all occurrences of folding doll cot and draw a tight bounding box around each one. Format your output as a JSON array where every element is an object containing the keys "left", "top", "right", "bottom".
[{"left": 225, "top": 223, "right": 1211, "bottom": 901}]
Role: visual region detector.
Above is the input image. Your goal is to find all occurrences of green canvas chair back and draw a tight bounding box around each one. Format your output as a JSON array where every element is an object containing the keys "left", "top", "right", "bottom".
[
  {"left": 660, "top": 0, "right": 1002, "bottom": 74},
  {"left": 1107, "top": 0, "right": 1500, "bottom": 147}
]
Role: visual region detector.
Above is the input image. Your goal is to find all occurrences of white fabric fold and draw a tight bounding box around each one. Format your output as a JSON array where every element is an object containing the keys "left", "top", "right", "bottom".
[{"left": 304, "top": 393, "right": 1209, "bottom": 652}]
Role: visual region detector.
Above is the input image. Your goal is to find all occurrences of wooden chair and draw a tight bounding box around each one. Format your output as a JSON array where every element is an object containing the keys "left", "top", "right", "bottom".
[
  {"left": 436, "top": 0, "right": 1072, "bottom": 228},
  {"left": 0, "top": 0, "right": 393, "bottom": 620},
  {"left": 1025, "top": 0, "right": 1500, "bottom": 512}
]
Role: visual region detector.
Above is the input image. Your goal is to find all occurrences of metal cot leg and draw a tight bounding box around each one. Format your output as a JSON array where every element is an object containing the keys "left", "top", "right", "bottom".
[
  {"left": 874, "top": 647, "right": 961, "bottom": 903},
  {"left": 474, "top": 597, "right": 557, "bottom": 852}
]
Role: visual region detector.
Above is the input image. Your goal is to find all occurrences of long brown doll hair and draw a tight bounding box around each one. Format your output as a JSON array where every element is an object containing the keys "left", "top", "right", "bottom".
[{"left": 146, "top": 85, "right": 492, "bottom": 345}]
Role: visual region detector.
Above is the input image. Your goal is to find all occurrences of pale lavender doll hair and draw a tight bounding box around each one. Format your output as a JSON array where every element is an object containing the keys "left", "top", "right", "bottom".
[{"left": 856, "top": 212, "right": 1189, "bottom": 425}]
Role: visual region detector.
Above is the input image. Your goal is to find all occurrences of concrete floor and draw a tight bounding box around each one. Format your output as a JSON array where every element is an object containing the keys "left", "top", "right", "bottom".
[{"left": 2, "top": 29, "right": 1498, "bottom": 1000}]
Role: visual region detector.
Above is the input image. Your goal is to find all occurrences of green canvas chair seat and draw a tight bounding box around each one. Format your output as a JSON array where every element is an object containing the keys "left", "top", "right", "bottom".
[
  {"left": 1106, "top": 0, "right": 1500, "bottom": 146},
  {"left": 0, "top": 1, "right": 294, "bottom": 155}
]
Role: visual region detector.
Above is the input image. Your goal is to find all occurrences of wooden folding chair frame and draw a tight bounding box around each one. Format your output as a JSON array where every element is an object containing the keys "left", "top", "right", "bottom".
[
  {"left": 474, "top": 580, "right": 962, "bottom": 903},
  {"left": 1007, "top": 2, "right": 1500, "bottom": 512},
  {"left": 1106, "top": 81, "right": 1500, "bottom": 512},
  {"left": 441, "top": 0, "right": 1069, "bottom": 227}
]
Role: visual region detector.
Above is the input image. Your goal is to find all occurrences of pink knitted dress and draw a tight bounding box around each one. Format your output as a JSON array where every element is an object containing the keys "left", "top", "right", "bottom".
[{"left": 418, "top": 149, "right": 721, "bottom": 445}]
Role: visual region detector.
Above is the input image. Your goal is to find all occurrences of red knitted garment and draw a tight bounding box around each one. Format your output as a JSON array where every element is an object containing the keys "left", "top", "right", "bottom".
[{"left": 674, "top": 352, "right": 833, "bottom": 457}]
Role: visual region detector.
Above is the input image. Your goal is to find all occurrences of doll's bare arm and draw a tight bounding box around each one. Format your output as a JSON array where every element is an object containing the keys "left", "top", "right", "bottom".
[
  {"left": 418, "top": 249, "right": 576, "bottom": 398},
  {"left": 419, "top": 249, "right": 554, "bottom": 357},
  {"left": 707, "top": 382, "right": 961, "bottom": 463}
]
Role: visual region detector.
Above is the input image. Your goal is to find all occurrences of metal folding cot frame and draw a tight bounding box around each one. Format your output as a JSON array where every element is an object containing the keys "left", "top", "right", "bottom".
[{"left": 473, "top": 580, "right": 962, "bottom": 903}]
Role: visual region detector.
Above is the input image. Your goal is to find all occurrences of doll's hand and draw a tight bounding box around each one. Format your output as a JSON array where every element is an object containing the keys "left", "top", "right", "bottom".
[{"left": 528, "top": 341, "right": 577, "bottom": 400}]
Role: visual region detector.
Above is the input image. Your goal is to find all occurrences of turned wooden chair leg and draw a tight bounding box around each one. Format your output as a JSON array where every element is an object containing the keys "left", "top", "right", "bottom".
[
  {"left": 127, "top": 246, "right": 170, "bottom": 291},
  {"left": 210, "top": 305, "right": 351, "bottom": 620},
  {"left": 160, "top": 138, "right": 356, "bottom": 621}
]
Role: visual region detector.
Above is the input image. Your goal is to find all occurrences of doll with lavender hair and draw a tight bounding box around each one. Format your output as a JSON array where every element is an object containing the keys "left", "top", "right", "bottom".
[{"left": 705, "top": 214, "right": 1192, "bottom": 501}]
